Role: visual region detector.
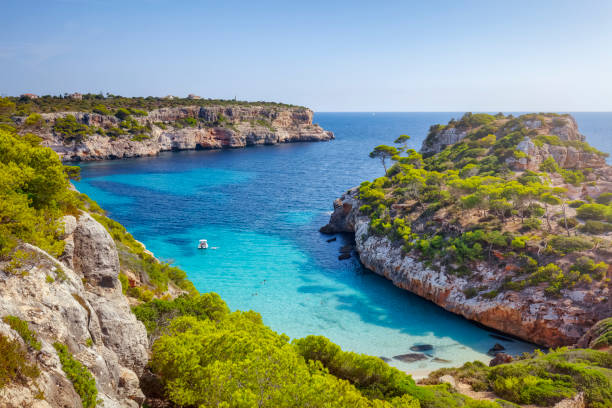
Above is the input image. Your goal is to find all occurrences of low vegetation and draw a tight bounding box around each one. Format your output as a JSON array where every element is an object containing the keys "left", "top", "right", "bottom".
[
  {"left": 425, "top": 349, "right": 612, "bottom": 408},
  {"left": 0, "top": 334, "right": 39, "bottom": 388},
  {"left": 53, "top": 342, "right": 99, "bottom": 408},
  {"left": 2, "top": 315, "right": 41, "bottom": 350}
]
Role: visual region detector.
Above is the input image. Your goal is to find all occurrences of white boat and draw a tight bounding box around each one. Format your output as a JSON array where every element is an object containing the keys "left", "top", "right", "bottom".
[{"left": 198, "top": 239, "right": 208, "bottom": 249}]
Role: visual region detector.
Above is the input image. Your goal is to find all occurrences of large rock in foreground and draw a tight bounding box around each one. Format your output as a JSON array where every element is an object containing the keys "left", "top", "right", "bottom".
[{"left": 0, "top": 213, "right": 148, "bottom": 407}]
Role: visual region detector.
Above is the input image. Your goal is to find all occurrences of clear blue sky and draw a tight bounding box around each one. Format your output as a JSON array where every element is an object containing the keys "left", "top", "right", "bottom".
[{"left": 2, "top": 0, "right": 612, "bottom": 111}]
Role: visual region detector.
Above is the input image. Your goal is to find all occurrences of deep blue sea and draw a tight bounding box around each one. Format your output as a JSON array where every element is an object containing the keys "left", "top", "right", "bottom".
[{"left": 73, "top": 112, "right": 612, "bottom": 376}]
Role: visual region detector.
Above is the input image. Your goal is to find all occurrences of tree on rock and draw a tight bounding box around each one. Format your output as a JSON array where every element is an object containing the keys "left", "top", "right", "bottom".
[
  {"left": 394, "top": 134, "right": 410, "bottom": 153},
  {"left": 369, "top": 145, "right": 398, "bottom": 174}
]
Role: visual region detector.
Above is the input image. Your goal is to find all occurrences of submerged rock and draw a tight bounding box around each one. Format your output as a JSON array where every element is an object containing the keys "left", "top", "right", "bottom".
[
  {"left": 410, "top": 344, "right": 433, "bottom": 352},
  {"left": 338, "top": 253, "right": 351, "bottom": 260},
  {"left": 393, "top": 353, "right": 428, "bottom": 363},
  {"left": 488, "top": 343, "right": 506, "bottom": 356},
  {"left": 326, "top": 237, "right": 337, "bottom": 242}
]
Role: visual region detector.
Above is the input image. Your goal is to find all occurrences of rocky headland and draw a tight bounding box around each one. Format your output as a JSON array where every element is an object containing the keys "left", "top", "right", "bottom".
[
  {"left": 14, "top": 105, "right": 333, "bottom": 161},
  {"left": 322, "top": 113, "right": 612, "bottom": 348}
]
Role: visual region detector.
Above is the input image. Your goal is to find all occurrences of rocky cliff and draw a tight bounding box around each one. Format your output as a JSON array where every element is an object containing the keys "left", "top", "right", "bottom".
[
  {"left": 15, "top": 105, "right": 333, "bottom": 161},
  {"left": 0, "top": 213, "right": 149, "bottom": 407},
  {"left": 321, "top": 190, "right": 610, "bottom": 348},
  {"left": 322, "top": 113, "right": 611, "bottom": 349}
]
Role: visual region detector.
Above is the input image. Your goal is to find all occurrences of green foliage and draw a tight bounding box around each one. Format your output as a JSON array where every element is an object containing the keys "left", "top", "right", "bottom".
[
  {"left": 370, "top": 145, "right": 400, "bottom": 173},
  {"left": 132, "top": 293, "right": 230, "bottom": 337},
  {"left": 576, "top": 203, "right": 612, "bottom": 221},
  {"left": 2, "top": 315, "right": 41, "bottom": 350},
  {"left": 0, "top": 128, "right": 79, "bottom": 258},
  {"left": 114, "top": 107, "right": 131, "bottom": 120},
  {"left": 53, "top": 115, "right": 92, "bottom": 143},
  {"left": 0, "top": 334, "right": 39, "bottom": 388},
  {"left": 92, "top": 104, "right": 110, "bottom": 115},
  {"left": 489, "top": 348, "right": 612, "bottom": 408},
  {"left": 24, "top": 113, "right": 45, "bottom": 127},
  {"left": 539, "top": 157, "right": 559, "bottom": 173},
  {"left": 586, "top": 318, "right": 612, "bottom": 349},
  {"left": 150, "top": 314, "right": 405, "bottom": 408},
  {"left": 595, "top": 192, "right": 612, "bottom": 205},
  {"left": 53, "top": 342, "right": 98, "bottom": 408},
  {"left": 549, "top": 235, "right": 593, "bottom": 253},
  {"left": 580, "top": 220, "right": 612, "bottom": 234}
]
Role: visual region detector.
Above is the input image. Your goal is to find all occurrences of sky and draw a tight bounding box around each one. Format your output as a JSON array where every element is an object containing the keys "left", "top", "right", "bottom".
[{"left": 2, "top": 0, "right": 612, "bottom": 111}]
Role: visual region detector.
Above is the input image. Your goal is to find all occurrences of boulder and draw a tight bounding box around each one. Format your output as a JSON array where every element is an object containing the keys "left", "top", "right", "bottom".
[{"left": 489, "top": 353, "right": 513, "bottom": 367}]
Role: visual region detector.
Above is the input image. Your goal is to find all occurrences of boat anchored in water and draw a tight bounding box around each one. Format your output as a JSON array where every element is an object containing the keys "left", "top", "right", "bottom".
[{"left": 198, "top": 239, "right": 208, "bottom": 249}]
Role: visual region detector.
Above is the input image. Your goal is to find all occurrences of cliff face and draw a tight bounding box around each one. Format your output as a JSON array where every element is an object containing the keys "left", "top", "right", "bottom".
[
  {"left": 322, "top": 190, "right": 610, "bottom": 348},
  {"left": 16, "top": 106, "right": 333, "bottom": 161},
  {"left": 0, "top": 213, "right": 149, "bottom": 407}
]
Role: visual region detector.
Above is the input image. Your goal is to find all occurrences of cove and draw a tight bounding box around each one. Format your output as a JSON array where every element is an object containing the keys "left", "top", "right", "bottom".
[{"left": 75, "top": 112, "right": 612, "bottom": 375}]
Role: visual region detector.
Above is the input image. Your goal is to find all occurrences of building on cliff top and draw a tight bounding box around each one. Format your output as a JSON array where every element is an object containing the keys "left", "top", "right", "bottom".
[
  {"left": 20, "top": 93, "right": 39, "bottom": 99},
  {"left": 68, "top": 92, "right": 83, "bottom": 100},
  {"left": 187, "top": 93, "right": 202, "bottom": 100}
]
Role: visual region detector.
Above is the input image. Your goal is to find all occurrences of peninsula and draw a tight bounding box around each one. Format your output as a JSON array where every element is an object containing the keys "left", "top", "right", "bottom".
[
  {"left": 3, "top": 94, "right": 333, "bottom": 161},
  {"left": 322, "top": 113, "right": 611, "bottom": 348}
]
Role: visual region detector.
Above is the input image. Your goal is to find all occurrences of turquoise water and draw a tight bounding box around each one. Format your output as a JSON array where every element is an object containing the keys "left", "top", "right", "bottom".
[{"left": 73, "top": 113, "right": 612, "bottom": 375}]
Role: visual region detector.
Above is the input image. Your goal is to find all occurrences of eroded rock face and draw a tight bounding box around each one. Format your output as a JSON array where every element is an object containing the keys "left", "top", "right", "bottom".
[
  {"left": 17, "top": 106, "right": 334, "bottom": 161},
  {"left": 321, "top": 189, "right": 610, "bottom": 348},
  {"left": 0, "top": 213, "right": 148, "bottom": 407}
]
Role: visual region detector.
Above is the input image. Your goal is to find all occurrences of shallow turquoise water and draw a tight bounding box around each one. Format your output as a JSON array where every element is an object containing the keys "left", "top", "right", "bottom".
[{"left": 73, "top": 113, "right": 612, "bottom": 375}]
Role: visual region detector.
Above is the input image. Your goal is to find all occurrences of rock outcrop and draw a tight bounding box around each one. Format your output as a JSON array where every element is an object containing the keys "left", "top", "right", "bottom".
[
  {"left": 421, "top": 114, "right": 608, "bottom": 171},
  {"left": 15, "top": 106, "right": 333, "bottom": 161},
  {"left": 0, "top": 213, "right": 148, "bottom": 407},
  {"left": 321, "top": 189, "right": 610, "bottom": 348}
]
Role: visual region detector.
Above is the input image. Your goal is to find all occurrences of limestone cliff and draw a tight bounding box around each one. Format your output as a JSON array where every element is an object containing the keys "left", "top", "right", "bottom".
[
  {"left": 0, "top": 213, "right": 149, "bottom": 407},
  {"left": 321, "top": 189, "right": 610, "bottom": 348},
  {"left": 323, "top": 113, "right": 611, "bottom": 348},
  {"left": 15, "top": 105, "right": 333, "bottom": 161}
]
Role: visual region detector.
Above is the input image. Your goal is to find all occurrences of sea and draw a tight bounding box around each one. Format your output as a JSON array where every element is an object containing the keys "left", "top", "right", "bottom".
[{"left": 72, "top": 112, "right": 612, "bottom": 376}]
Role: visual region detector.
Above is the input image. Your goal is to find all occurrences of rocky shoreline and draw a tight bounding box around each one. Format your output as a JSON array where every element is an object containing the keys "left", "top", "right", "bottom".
[
  {"left": 15, "top": 105, "right": 334, "bottom": 161},
  {"left": 321, "top": 189, "right": 609, "bottom": 348}
]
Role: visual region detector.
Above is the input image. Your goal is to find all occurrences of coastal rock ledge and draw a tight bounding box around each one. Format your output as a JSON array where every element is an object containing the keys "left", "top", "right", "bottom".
[
  {"left": 321, "top": 189, "right": 610, "bottom": 348},
  {"left": 16, "top": 105, "right": 334, "bottom": 161}
]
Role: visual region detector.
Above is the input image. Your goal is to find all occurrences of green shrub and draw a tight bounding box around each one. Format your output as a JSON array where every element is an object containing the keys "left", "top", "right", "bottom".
[
  {"left": 549, "top": 235, "right": 593, "bottom": 253},
  {"left": 489, "top": 349, "right": 612, "bottom": 408},
  {"left": 132, "top": 293, "right": 229, "bottom": 336},
  {"left": 0, "top": 334, "right": 39, "bottom": 388},
  {"left": 92, "top": 105, "right": 110, "bottom": 115},
  {"left": 568, "top": 200, "right": 586, "bottom": 208},
  {"left": 24, "top": 113, "right": 45, "bottom": 127},
  {"left": 114, "top": 107, "right": 131, "bottom": 120},
  {"left": 53, "top": 115, "right": 92, "bottom": 143},
  {"left": 595, "top": 193, "right": 612, "bottom": 205},
  {"left": 580, "top": 220, "right": 612, "bottom": 234},
  {"left": 576, "top": 203, "right": 612, "bottom": 221},
  {"left": 53, "top": 342, "right": 98, "bottom": 408},
  {"left": 2, "top": 316, "right": 41, "bottom": 350},
  {"left": 131, "top": 133, "right": 150, "bottom": 141}
]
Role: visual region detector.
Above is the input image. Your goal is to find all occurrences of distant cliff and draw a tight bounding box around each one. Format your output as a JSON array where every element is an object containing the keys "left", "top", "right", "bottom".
[{"left": 14, "top": 105, "right": 333, "bottom": 161}]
